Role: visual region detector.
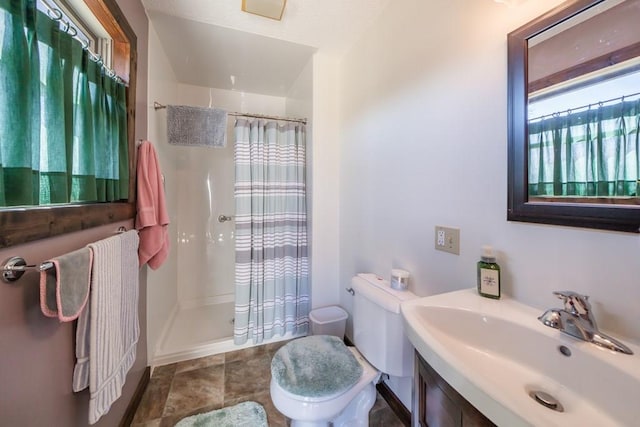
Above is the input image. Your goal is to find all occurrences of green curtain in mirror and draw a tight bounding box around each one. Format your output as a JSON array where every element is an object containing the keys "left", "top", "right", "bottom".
[
  {"left": 529, "top": 99, "right": 640, "bottom": 198},
  {"left": 0, "top": 0, "right": 128, "bottom": 207}
]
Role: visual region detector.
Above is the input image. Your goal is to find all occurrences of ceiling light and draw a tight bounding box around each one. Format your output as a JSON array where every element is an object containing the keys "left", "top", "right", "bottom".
[
  {"left": 494, "top": 0, "right": 525, "bottom": 6},
  {"left": 242, "top": 0, "right": 287, "bottom": 21}
]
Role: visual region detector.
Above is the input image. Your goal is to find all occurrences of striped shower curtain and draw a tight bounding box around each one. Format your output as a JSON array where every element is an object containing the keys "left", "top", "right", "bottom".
[{"left": 233, "top": 119, "right": 309, "bottom": 345}]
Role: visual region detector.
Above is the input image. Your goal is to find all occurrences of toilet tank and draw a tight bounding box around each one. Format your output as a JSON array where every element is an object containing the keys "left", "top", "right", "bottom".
[{"left": 351, "top": 273, "right": 418, "bottom": 377}]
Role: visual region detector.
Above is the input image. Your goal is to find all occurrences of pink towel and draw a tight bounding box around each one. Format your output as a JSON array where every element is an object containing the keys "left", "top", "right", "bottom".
[{"left": 135, "top": 140, "right": 170, "bottom": 269}]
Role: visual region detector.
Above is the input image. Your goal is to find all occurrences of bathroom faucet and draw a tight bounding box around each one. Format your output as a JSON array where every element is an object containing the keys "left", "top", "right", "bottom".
[{"left": 538, "top": 291, "right": 633, "bottom": 355}]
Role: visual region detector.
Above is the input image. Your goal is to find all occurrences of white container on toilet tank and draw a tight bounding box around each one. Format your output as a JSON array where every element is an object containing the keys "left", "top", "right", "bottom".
[{"left": 351, "top": 273, "right": 418, "bottom": 379}]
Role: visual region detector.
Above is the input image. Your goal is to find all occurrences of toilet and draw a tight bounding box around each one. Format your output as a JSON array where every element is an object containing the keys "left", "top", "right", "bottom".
[{"left": 270, "top": 273, "right": 418, "bottom": 426}]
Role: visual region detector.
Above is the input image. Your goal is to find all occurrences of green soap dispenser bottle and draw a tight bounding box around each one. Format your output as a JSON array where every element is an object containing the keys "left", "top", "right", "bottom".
[{"left": 477, "top": 246, "right": 500, "bottom": 299}]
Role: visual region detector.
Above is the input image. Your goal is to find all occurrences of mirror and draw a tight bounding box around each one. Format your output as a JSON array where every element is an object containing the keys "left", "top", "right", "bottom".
[{"left": 507, "top": 0, "right": 640, "bottom": 232}]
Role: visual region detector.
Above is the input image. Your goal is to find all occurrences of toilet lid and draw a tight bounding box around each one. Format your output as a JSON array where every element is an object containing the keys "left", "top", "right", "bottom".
[{"left": 271, "top": 335, "right": 363, "bottom": 398}]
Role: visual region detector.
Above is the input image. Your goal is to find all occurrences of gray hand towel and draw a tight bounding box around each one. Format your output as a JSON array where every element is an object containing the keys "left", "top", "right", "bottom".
[
  {"left": 39, "top": 247, "right": 93, "bottom": 322},
  {"left": 167, "top": 104, "right": 227, "bottom": 147}
]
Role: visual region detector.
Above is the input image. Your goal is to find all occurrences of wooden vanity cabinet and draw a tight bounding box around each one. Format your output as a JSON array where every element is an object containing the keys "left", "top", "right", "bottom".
[{"left": 415, "top": 352, "right": 495, "bottom": 427}]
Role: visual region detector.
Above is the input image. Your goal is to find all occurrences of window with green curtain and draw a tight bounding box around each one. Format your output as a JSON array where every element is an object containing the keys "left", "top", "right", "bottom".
[
  {"left": 0, "top": 0, "right": 128, "bottom": 208},
  {"left": 528, "top": 98, "right": 640, "bottom": 198}
]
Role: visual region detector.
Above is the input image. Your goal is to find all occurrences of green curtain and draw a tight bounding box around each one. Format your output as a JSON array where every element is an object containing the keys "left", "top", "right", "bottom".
[
  {"left": 529, "top": 99, "right": 640, "bottom": 198},
  {"left": 0, "top": 0, "right": 128, "bottom": 207}
]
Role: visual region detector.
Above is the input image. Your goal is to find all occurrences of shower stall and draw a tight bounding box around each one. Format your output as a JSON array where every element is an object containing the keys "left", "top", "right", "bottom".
[
  {"left": 147, "top": 93, "right": 313, "bottom": 365},
  {"left": 149, "top": 108, "right": 311, "bottom": 364},
  {"left": 152, "top": 119, "right": 239, "bottom": 363},
  {"left": 146, "top": 14, "right": 314, "bottom": 365}
]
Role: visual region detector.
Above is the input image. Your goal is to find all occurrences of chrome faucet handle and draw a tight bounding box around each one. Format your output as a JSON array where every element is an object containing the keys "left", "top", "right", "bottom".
[
  {"left": 540, "top": 291, "right": 632, "bottom": 355},
  {"left": 552, "top": 291, "right": 596, "bottom": 327}
]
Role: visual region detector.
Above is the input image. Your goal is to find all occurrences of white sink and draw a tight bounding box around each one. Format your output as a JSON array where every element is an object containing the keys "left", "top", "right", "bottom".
[{"left": 400, "top": 289, "right": 640, "bottom": 427}]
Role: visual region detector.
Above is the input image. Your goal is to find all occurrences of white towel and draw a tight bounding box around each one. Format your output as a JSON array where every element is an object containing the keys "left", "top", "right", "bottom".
[{"left": 73, "top": 230, "right": 140, "bottom": 424}]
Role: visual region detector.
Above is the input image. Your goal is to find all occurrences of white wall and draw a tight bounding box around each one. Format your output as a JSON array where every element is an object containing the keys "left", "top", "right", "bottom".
[
  {"left": 146, "top": 21, "right": 180, "bottom": 359},
  {"left": 309, "top": 53, "right": 342, "bottom": 309},
  {"left": 337, "top": 0, "right": 640, "bottom": 406},
  {"left": 176, "top": 85, "right": 287, "bottom": 117},
  {"left": 286, "top": 57, "right": 313, "bottom": 120},
  {"left": 338, "top": 0, "right": 640, "bottom": 339}
]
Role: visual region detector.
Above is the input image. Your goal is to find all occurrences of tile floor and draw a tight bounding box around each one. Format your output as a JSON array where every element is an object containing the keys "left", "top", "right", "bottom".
[{"left": 131, "top": 340, "right": 407, "bottom": 426}]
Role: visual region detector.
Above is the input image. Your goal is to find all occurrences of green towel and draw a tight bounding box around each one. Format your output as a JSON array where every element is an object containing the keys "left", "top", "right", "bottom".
[
  {"left": 271, "top": 335, "right": 363, "bottom": 398},
  {"left": 174, "top": 401, "right": 268, "bottom": 427}
]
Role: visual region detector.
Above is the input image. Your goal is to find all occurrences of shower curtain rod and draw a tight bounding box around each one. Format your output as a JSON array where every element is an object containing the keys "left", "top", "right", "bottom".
[
  {"left": 153, "top": 101, "right": 307, "bottom": 124},
  {"left": 529, "top": 91, "right": 640, "bottom": 122}
]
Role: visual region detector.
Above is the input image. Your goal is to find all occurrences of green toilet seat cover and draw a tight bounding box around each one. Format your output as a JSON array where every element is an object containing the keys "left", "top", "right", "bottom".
[{"left": 271, "top": 335, "right": 363, "bottom": 398}]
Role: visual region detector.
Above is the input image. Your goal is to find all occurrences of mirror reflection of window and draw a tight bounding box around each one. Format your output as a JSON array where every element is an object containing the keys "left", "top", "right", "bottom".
[{"left": 525, "top": 0, "right": 640, "bottom": 203}]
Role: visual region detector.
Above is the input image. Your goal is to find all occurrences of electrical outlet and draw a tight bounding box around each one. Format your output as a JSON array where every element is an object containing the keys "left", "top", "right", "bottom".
[{"left": 434, "top": 226, "right": 460, "bottom": 255}]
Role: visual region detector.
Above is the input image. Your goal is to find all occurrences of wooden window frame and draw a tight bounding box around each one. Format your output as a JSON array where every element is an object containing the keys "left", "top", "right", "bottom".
[
  {"left": 0, "top": 0, "right": 137, "bottom": 249},
  {"left": 528, "top": 42, "right": 640, "bottom": 94}
]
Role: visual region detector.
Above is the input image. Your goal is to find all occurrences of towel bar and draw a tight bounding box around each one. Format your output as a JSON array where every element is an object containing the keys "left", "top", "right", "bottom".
[
  {"left": 2, "top": 257, "right": 53, "bottom": 283},
  {"left": 2, "top": 226, "right": 129, "bottom": 283}
]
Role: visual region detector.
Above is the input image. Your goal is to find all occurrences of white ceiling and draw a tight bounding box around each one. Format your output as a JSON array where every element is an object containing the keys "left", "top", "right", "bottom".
[
  {"left": 142, "top": 0, "right": 391, "bottom": 96},
  {"left": 146, "top": 10, "right": 317, "bottom": 96}
]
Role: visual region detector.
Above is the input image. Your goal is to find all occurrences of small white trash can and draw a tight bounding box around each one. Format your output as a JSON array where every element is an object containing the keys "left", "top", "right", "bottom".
[{"left": 309, "top": 306, "right": 348, "bottom": 338}]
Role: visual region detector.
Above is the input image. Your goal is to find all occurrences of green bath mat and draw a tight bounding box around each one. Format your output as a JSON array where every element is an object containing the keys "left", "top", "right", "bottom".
[{"left": 174, "top": 401, "right": 268, "bottom": 427}]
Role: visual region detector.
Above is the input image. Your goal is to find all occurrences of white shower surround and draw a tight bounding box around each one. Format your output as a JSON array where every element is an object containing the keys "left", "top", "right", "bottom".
[
  {"left": 147, "top": 22, "right": 316, "bottom": 364},
  {"left": 149, "top": 85, "right": 294, "bottom": 363},
  {"left": 173, "top": 122, "right": 235, "bottom": 309}
]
